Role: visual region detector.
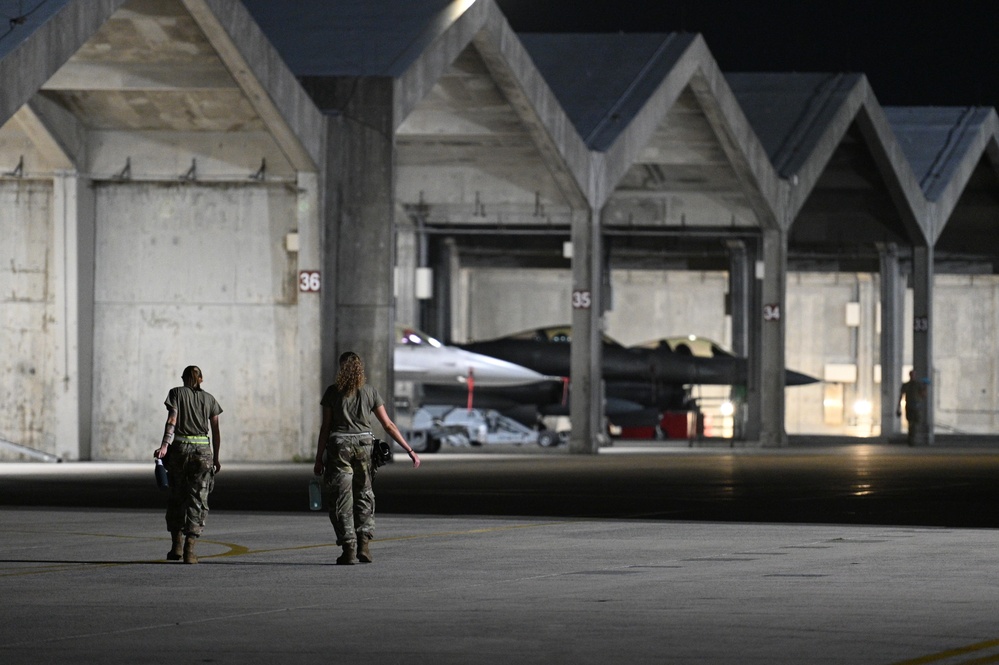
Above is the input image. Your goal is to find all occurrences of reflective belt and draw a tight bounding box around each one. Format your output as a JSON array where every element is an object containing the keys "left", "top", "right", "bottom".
[
  {"left": 175, "top": 435, "right": 210, "bottom": 445},
  {"left": 331, "top": 431, "right": 372, "bottom": 442}
]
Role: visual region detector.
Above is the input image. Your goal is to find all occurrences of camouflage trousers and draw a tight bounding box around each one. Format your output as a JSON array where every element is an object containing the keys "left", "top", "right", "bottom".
[
  {"left": 164, "top": 442, "right": 215, "bottom": 537},
  {"left": 324, "top": 435, "right": 375, "bottom": 546}
]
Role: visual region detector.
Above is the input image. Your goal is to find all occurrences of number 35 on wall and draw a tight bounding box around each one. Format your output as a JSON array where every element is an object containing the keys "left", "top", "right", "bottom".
[
  {"left": 298, "top": 270, "right": 321, "bottom": 292},
  {"left": 571, "top": 290, "right": 592, "bottom": 309}
]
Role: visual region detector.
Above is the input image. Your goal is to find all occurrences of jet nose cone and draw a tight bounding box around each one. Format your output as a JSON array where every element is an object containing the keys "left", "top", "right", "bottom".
[
  {"left": 456, "top": 350, "right": 547, "bottom": 386},
  {"left": 785, "top": 369, "right": 820, "bottom": 386}
]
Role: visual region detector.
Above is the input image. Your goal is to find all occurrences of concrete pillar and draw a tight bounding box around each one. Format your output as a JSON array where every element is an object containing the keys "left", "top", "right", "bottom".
[
  {"left": 394, "top": 214, "right": 418, "bottom": 331},
  {"left": 912, "top": 244, "right": 934, "bottom": 445},
  {"left": 297, "top": 172, "right": 322, "bottom": 456},
  {"left": 323, "top": 79, "right": 396, "bottom": 400},
  {"left": 878, "top": 243, "right": 903, "bottom": 438},
  {"left": 52, "top": 172, "right": 95, "bottom": 460},
  {"left": 444, "top": 238, "right": 462, "bottom": 341},
  {"left": 428, "top": 237, "right": 457, "bottom": 342},
  {"left": 726, "top": 240, "right": 750, "bottom": 357},
  {"left": 759, "top": 227, "right": 787, "bottom": 447},
  {"left": 569, "top": 207, "right": 604, "bottom": 454},
  {"left": 726, "top": 240, "right": 750, "bottom": 440},
  {"left": 855, "top": 275, "right": 877, "bottom": 436},
  {"left": 743, "top": 238, "right": 763, "bottom": 441}
]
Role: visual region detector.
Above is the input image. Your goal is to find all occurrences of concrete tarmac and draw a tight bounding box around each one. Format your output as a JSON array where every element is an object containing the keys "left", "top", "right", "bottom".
[{"left": 3, "top": 445, "right": 999, "bottom": 664}]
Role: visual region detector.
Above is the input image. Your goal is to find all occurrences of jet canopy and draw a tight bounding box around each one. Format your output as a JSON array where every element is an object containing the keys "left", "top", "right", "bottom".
[
  {"left": 398, "top": 326, "right": 443, "bottom": 348},
  {"left": 632, "top": 335, "right": 734, "bottom": 358},
  {"left": 486, "top": 326, "right": 622, "bottom": 346}
]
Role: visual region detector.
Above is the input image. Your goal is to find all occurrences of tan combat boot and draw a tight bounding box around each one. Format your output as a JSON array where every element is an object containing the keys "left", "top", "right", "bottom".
[
  {"left": 167, "top": 531, "right": 184, "bottom": 561},
  {"left": 183, "top": 535, "right": 198, "bottom": 564},
  {"left": 336, "top": 543, "right": 356, "bottom": 565},
  {"left": 357, "top": 534, "right": 372, "bottom": 563}
]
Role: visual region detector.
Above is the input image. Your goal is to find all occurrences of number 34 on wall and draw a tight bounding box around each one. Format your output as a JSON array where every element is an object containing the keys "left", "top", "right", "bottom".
[{"left": 298, "top": 270, "right": 321, "bottom": 292}]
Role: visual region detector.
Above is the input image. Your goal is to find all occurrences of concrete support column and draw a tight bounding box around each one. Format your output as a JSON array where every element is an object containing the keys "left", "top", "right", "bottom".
[
  {"left": 569, "top": 207, "right": 604, "bottom": 454},
  {"left": 429, "top": 237, "right": 457, "bottom": 342},
  {"left": 878, "top": 243, "right": 903, "bottom": 438},
  {"left": 912, "top": 244, "right": 934, "bottom": 445},
  {"left": 759, "top": 227, "right": 787, "bottom": 447},
  {"left": 297, "top": 172, "right": 322, "bottom": 456},
  {"left": 726, "top": 240, "right": 750, "bottom": 358},
  {"left": 323, "top": 79, "right": 396, "bottom": 398},
  {"left": 52, "top": 172, "right": 95, "bottom": 460},
  {"left": 394, "top": 215, "right": 418, "bottom": 331},
  {"left": 856, "top": 275, "right": 877, "bottom": 436},
  {"left": 743, "top": 238, "right": 763, "bottom": 441},
  {"left": 726, "top": 240, "right": 750, "bottom": 440}
]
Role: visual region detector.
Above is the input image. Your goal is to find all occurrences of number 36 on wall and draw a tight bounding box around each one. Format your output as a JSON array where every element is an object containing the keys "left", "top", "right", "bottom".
[{"left": 298, "top": 270, "right": 321, "bottom": 292}]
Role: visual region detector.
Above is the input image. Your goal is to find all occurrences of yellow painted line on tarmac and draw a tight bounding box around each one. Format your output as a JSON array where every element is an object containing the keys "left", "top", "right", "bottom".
[
  {"left": 206, "top": 521, "right": 566, "bottom": 558},
  {"left": 888, "top": 639, "right": 999, "bottom": 664},
  {"left": 0, "top": 521, "right": 565, "bottom": 572}
]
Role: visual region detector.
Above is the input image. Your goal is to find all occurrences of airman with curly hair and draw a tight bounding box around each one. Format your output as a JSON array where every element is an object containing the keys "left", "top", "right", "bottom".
[{"left": 314, "top": 351, "right": 421, "bottom": 564}]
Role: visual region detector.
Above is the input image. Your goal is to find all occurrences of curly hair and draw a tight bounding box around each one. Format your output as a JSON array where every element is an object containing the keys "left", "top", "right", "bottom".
[{"left": 335, "top": 352, "right": 365, "bottom": 396}]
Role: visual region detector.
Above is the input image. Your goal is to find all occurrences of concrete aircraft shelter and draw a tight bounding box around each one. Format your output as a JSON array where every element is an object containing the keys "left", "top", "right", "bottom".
[
  {"left": 0, "top": 0, "right": 326, "bottom": 462},
  {"left": 728, "top": 72, "right": 932, "bottom": 443},
  {"left": 2, "top": 0, "right": 999, "bottom": 462}
]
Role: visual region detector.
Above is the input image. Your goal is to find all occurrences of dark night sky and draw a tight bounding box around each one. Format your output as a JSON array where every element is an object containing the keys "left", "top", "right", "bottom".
[{"left": 495, "top": 1, "right": 999, "bottom": 110}]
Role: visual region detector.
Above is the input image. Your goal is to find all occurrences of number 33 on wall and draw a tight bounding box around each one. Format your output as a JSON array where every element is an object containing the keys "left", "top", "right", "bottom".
[{"left": 298, "top": 270, "right": 321, "bottom": 292}]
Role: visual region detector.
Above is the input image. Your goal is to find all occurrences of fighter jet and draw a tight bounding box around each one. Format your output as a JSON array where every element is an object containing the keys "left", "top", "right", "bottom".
[
  {"left": 394, "top": 326, "right": 548, "bottom": 387},
  {"left": 629, "top": 333, "right": 819, "bottom": 387},
  {"left": 456, "top": 326, "right": 817, "bottom": 388},
  {"left": 420, "top": 326, "right": 818, "bottom": 426}
]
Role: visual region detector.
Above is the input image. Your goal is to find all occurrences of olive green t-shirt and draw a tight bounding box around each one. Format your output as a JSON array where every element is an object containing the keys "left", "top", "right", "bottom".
[
  {"left": 321, "top": 384, "right": 384, "bottom": 433},
  {"left": 165, "top": 386, "right": 223, "bottom": 438}
]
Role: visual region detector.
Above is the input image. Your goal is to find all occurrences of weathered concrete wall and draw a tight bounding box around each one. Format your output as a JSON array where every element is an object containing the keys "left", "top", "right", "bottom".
[
  {"left": 934, "top": 274, "right": 999, "bottom": 433},
  {"left": 0, "top": 181, "right": 55, "bottom": 459},
  {"left": 88, "top": 130, "right": 296, "bottom": 181},
  {"left": 784, "top": 272, "right": 879, "bottom": 435},
  {"left": 457, "top": 267, "right": 571, "bottom": 342},
  {"left": 91, "top": 182, "right": 302, "bottom": 461},
  {"left": 606, "top": 270, "right": 731, "bottom": 346},
  {"left": 458, "top": 268, "right": 730, "bottom": 345}
]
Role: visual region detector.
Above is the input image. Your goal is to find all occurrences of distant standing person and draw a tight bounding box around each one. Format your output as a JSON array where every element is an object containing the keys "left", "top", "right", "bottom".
[
  {"left": 154, "top": 365, "right": 223, "bottom": 564},
  {"left": 897, "top": 370, "right": 926, "bottom": 446},
  {"left": 314, "top": 351, "right": 420, "bottom": 565}
]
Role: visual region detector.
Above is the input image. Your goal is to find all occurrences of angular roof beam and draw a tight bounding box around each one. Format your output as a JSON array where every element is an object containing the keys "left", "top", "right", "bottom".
[
  {"left": 0, "top": 0, "right": 128, "bottom": 127},
  {"left": 183, "top": 0, "right": 325, "bottom": 171}
]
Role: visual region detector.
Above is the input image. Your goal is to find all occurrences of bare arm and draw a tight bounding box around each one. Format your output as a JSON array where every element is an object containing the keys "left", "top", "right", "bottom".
[
  {"left": 313, "top": 406, "right": 333, "bottom": 476},
  {"left": 210, "top": 414, "right": 221, "bottom": 473},
  {"left": 374, "top": 405, "right": 420, "bottom": 468},
  {"left": 155, "top": 408, "right": 178, "bottom": 459}
]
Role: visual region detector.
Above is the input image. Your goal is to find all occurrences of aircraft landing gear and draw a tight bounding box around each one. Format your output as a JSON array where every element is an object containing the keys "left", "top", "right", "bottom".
[
  {"left": 536, "top": 431, "right": 558, "bottom": 447},
  {"left": 408, "top": 431, "right": 442, "bottom": 454}
]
